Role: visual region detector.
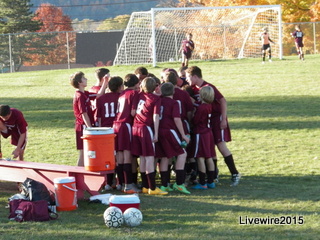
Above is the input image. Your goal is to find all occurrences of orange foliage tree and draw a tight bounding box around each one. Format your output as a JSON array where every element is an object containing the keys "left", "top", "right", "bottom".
[
  {"left": 24, "top": 4, "right": 74, "bottom": 66},
  {"left": 177, "top": 0, "right": 319, "bottom": 23}
]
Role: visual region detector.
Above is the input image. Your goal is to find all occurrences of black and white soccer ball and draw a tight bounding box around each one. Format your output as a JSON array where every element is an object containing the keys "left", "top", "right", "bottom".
[
  {"left": 103, "top": 206, "right": 123, "bottom": 228},
  {"left": 123, "top": 207, "right": 143, "bottom": 227}
]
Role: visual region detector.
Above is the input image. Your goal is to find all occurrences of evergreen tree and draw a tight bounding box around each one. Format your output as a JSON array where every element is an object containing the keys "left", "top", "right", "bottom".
[
  {"left": 0, "top": 0, "right": 41, "bottom": 34},
  {"left": 0, "top": 0, "right": 42, "bottom": 71}
]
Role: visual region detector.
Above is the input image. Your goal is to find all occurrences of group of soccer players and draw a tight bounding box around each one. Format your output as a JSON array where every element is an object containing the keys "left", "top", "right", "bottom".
[{"left": 70, "top": 65, "right": 241, "bottom": 196}]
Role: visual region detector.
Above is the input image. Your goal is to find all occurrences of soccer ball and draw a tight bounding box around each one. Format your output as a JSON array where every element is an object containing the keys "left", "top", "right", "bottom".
[
  {"left": 123, "top": 207, "right": 143, "bottom": 227},
  {"left": 103, "top": 206, "right": 123, "bottom": 228}
]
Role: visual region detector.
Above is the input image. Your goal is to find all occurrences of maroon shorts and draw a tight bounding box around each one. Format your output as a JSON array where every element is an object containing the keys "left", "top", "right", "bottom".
[
  {"left": 155, "top": 129, "right": 185, "bottom": 158},
  {"left": 131, "top": 125, "right": 155, "bottom": 157},
  {"left": 211, "top": 116, "right": 232, "bottom": 143},
  {"left": 191, "top": 132, "right": 215, "bottom": 158},
  {"left": 113, "top": 122, "right": 132, "bottom": 151},
  {"left": 1, "top": 129, "right": 27, "bottom": 149}
]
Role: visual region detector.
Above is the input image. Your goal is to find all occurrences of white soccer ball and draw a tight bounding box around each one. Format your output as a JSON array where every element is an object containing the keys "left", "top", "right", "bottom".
[
  {"left": 103, "top": 206, "right": 123, "bottom": 228},
  {"left": 123, "top": 207, "right": 143, "bottom": 227}
]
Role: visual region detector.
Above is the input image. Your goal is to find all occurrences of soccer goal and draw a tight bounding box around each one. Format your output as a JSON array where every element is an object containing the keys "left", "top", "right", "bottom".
[{"left": 114, "top": 5, "right": 282, "bottom": 66}]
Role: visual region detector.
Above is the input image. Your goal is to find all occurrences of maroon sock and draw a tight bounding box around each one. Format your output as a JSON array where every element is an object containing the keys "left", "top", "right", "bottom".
[
  {"left": 106, "top": 173, "right": 114, "bottom": 186},
  {"left": 123, "top": 163, "right": 133, "bottom": 185},
  {"left": 146, "top": 172, "right": 156, "bottom": 190},
  {"left": 116, "top": 164, "right": 124, "bottom": 185},
  {"left": 175, "top": 169, "right": 186, "bottom": 185},
  {"left": 160, "top": 171, "right": 169, "bottom": 186},
  {"left": 198, "top": 171, "right": 206, "bottom": 185},
  {"left": 140, "top": 172, "right": 148, "bottom": 189},
  {"left": 224, "top": 154, "right": 238, "bottom": 175}
]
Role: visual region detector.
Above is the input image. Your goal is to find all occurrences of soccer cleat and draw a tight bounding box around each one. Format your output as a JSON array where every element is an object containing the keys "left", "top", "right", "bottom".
[
  {"left": 262, "top": 61, "right": 265, "bottom": 64},
  {"left": 141, "top": 187, "right": 149, "bottom": 194},
  {"left": 269, "top": 59, "right": 272, "bottom": 62},
  {"left": 173, "top": 183, "right": 191, "bottom": 194},
  {"left": 104, "top": 184, "right": 113, "bottom": 191},
  {"left": 206, "top": 182, "right": 216, "bottom": 189},
  {"left": 160, "top": 185, "right": 173, "bottom": 192},
  {"left": 230, "top": 173, "right": 241, "bottom": 187},
  {"left": 148, "top": 187, "right": 168, "bottom": 195},
  {"left": 191, "top": 183, "right": 208, "bottom": 190},
  {"left": 115, "top": 184, "right": 122, "bottom": 191},
  {"left": 124, "top": 186, "right": 141, "bottom": 194}
]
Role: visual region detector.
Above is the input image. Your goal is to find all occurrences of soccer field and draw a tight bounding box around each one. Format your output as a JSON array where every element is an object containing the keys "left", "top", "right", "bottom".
[{"left": 0, "top": 55, "right": 319, "bottom": 239}]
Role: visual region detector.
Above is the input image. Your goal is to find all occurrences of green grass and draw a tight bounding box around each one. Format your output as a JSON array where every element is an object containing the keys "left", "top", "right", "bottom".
[{"left": 0, "top": 55, "right": 320, "bottom": 240}]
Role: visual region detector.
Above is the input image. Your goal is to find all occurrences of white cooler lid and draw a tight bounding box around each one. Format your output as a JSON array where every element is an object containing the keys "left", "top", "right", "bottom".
[
  {"left": 54, "top": 176, "right": 75, "bottom": 184},
  {"left": 109, "top": 194, "right": 140, "bottom": 204},
  {"left": 83, "top": 127, "right": 114, "bottom": 135}
]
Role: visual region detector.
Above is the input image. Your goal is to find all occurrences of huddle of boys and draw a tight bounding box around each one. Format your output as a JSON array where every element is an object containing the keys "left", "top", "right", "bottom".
[{"left": 70, "top": 66, "right": 240, "bottom": 196}]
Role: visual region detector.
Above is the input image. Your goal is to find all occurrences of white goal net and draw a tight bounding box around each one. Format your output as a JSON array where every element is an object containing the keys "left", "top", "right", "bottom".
[{"left": 114, "top": 5, "right": 282, "bottom": 66}]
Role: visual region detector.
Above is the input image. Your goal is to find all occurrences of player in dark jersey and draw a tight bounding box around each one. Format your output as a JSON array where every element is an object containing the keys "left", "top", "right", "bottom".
[
  {"left": 0, "top": 105, "right": 28, "bottom": 160},
  {"left": 113, "top": 74, "right": 140, "bottom": 194},
  {"left": 291, "top": 25, "right": 304, "bottom": 60},
  {"left": 89, "top": 68, "right": 110, "bottom": 126},
  {"left": 186, "top": 66, "right": 241, "bottom": 187},
  {"left": 96, "top": 76, "right": 123, "bottom": 191},
  {"left": 179, "top": 33, "right": 195, "bottom": 67},
  {"left": 260, "top": 27, "right": 275, "bottom": 64},
  {"left": 156, "top": 82, "right": 191, "bottom": 194},
  {"left": 190, "top": 86, "right": 216, "bottom": 190},
  {"left": 70, "top": 71, "right": 94, "bottom": 166}
]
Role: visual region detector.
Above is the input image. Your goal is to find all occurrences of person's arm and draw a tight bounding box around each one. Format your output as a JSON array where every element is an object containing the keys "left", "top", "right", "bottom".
[
  {"left": 174, "top": 117, "right": 190, "bottom": 144},
  {"left": 82, "top": 112, "right": 92, "bottom": 128},
  {"left": 12, "top": 132, "right": 26, "bottom": 158},
  {"left": 218, "top": 97, "right": 228, "bottom": 129},
  {"left": 96, "top": 74, "right": 110, "bottom": 99},
  {"left": 153, "top": 114, "right": 159, "bottom": 143}
]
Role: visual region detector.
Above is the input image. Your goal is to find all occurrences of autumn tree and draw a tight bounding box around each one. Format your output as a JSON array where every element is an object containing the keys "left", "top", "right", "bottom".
[{"left": 24, "top": 3, "right": 75, "bottom": 66}]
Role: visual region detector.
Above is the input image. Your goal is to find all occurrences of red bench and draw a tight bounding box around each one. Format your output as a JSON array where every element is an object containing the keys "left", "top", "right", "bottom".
[{"left": 0, "top": 160, "right": 113, "bottom": 199}]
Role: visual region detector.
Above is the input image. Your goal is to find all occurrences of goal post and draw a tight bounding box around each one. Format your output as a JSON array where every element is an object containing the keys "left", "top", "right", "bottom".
[{"left": 114, "top": 5, "right": 282, "bottom": 66}]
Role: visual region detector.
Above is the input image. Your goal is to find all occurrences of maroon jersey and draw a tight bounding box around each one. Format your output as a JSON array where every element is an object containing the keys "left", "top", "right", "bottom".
[
  {"left": 114, "top": 88, "right": 138, "bottom": 124},
  {"left": 292, "top": 30, "right": 304, "bottom": 47},
  {"left": 159, "top": 97, "right": 181, "bottom": 130},
  {"left": 192, "top": 103, "right": 212, "bottom": 134},
  {"left": 133, "top": 92, "right": 161, "bottom": 127},
  {"left": 0, "top": 108, "right": 28, "bottom": 146},
  {"left": 181, "top": 39, "right": 195, "bottom": 58},
  {"left": 191, "top": 81, "right": 224, "bottom": 117},
  {"left": 73, "top": 90, "right": 94, "bottom": 131},
  {"left": 173, "top": 87, "right": 193, "bottom": 122},
  {"left": 96, "top": 92, "right": 120, "bottom": 127}
]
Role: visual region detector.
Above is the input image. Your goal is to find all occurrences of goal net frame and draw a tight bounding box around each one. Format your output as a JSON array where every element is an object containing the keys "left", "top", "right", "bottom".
[{"left": 114, "top": 5, "right": 282, "bottom": 66}]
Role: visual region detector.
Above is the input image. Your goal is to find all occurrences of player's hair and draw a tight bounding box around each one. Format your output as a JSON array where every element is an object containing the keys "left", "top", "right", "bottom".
[
  {"left": 70, "top": 71, "right": 84, "bottom": 89},
  {"left": 95, "top": 68, "right": 110, "bottom": 81},
  {"left": 134, "top": 66, "right": 148, "bottom": 80},
  {"left": 200, "top": 86, "right": 215, "bottom": 104},
  {"left": 0, "top": 105, "right": 11, "bottom": 117},
  {"left": 186, "top": 32, "right": 193, "bottom": 38},
  {"left": 141, "top": 77, "right": 156, "bottom": 93},
  {"left": 186, "top": 66, "right": 202, "bottom": 78},
  {"left": 178, "top": 66, "right": 188, "bottom": 76},
  {"left": 182, "top": 85, "right": 194, "bottom": 97},
  {"left": 262, "top": 26, "right": 268, "bottom": 32},
  {"left": 108, "top": 76, "right": 123, "bottom": 93},
  {"left": 163, "top": 71, "right": 177, "bottom": 85},
  {"left": 124, "top": 74, "right": 139, "bottom": 87},
  {"left": 161, "top": 82, "right": 174, "bottom": 97},
  {"left": 295, "top": 25, "right": 301, "bottom": 31},
  {"left": 148, "top": 73, "right": 161, "bottom": 87}
]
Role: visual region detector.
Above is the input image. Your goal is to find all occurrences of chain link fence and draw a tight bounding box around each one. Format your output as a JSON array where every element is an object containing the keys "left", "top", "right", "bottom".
[{"left": 0, "top": 22, "right": 319, "bottom": 73}]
